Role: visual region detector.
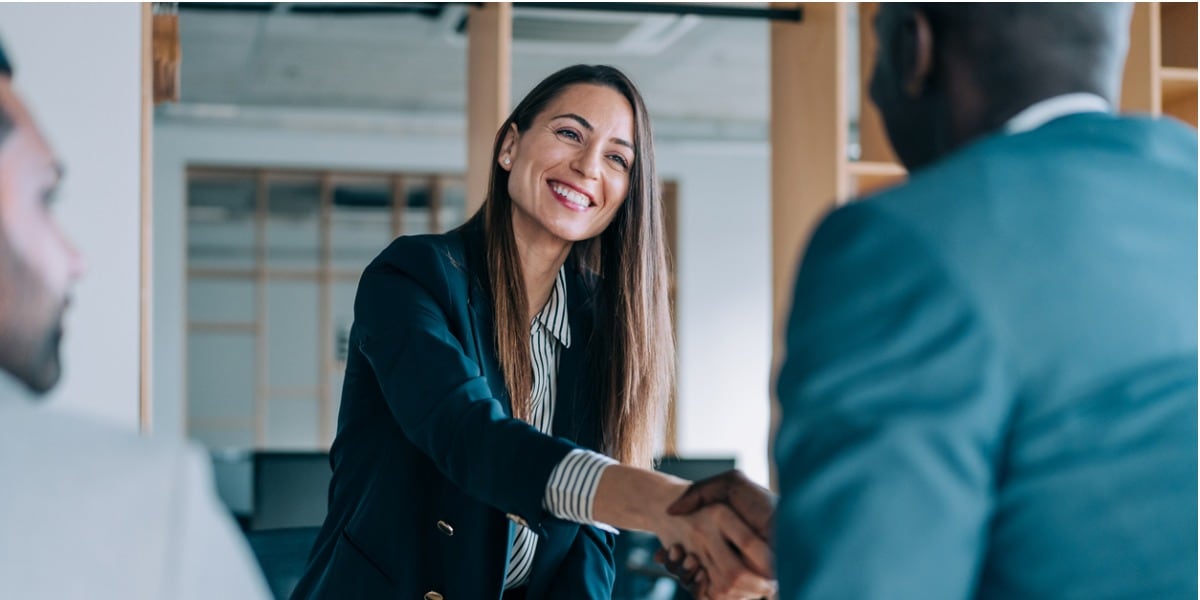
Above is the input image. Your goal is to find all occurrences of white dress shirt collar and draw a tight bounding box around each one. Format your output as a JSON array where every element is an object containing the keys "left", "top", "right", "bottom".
[
  {"left": 1003, "top": 92, "right": 1112, "bottom": 135},
  {"left": 532, "top": 266, "right": 571, "bottom": 349}
]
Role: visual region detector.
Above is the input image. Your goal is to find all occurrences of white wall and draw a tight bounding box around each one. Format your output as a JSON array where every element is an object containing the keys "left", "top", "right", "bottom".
[
  {"left": 0, "top": 5, "right": 143, "bottom": 428},
  {"left": 155, "top": 122, "right": 773, "bottom": 485},
  {"left": 660, "top": 144, "right": 772, "bottom": 486}
]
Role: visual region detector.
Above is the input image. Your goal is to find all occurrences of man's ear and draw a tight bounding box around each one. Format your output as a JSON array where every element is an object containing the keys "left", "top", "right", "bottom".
[
  {"left": 900, "top": 9, "right": 935, "bottom": 98},
  {"left": 498, "top": 122, "right": 518, "bottom": 171}
]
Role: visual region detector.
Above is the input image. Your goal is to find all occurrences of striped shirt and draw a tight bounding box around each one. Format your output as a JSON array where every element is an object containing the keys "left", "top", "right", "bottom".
[{"left": 503, "top": 267, "right": 619, "bottom": 590}]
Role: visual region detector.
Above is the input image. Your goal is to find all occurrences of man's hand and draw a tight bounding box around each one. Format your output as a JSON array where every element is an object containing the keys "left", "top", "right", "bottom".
[
  {"left": 656, "top": 542, "right": 778, "bottom": 600},
  {"left": 654, "top": 544, "right": 703, "bottom": 595},
  {"left": 652, "top": 503, "right": 776, "bottom": 598},
  {"left": 667, "top": 469, "right": 778, "bottom": 542}
]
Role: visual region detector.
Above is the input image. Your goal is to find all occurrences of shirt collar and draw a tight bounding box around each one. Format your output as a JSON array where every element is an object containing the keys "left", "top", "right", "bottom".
[
  {"left": 533, "top": 266, "right": 572, "bottom": 348},
  {"left": 1004, "top": 92, "right": 1111, "bottom": 135}
]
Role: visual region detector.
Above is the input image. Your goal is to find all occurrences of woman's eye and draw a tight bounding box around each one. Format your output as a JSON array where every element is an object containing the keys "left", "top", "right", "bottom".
[
  {"left": 557, "top": 129, "right": 581, "bottom": 141},
  {"left": 609, "top": 155, "right": 629, "bottom": 169}
]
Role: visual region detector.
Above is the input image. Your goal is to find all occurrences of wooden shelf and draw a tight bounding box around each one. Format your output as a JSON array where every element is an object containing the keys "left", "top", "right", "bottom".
[
  {"left": 1161, "top": 67, "right": 1198, "bottom": 98},
  {"left": 1161, "top": 67, "right": 1198, "bottom": 127},
  {"left": 1161, "top": 2, "right": 1198, "bottom": 70},
  {"left": 847, "top": 160, "right": 907, "bottom": 198},
  {"left": 848, "top": 161, "right": 907, "bottom": 177}
]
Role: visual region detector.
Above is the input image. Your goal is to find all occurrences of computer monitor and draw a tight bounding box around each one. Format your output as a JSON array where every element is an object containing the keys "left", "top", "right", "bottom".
[
  {"left": 251, "top": 451, "right": 332, "bottom": 531},
  {"left": 654, "top": 456, "right": 737, "bottom": 481}
]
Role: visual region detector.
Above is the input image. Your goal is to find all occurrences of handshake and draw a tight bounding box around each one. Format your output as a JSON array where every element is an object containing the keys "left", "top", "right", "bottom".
[{"left": 652, "top": 470, "right": 779, "bottom": 600}]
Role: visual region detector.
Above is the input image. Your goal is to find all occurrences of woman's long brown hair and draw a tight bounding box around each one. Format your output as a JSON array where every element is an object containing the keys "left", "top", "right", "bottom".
[{"left": 472, "top": 64, "right": 673, "bottom": 468}]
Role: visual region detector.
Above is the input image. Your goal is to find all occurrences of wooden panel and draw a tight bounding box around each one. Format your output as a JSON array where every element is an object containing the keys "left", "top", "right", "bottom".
[
  {"left": 466, "top": 3, "right": 512, "bottom": 216},
  {"left": 1122, "top": 2, "right": 1163, "bottom": 114},
  {"left": 856, "top": 2, "right": 898, "bottom": 164},
  {"left": 140, "top": 4, "right": 154, "bottom": 433},
  {"left": 770, "top": 2, "right": 848, "bottom": 487},
  {"left": 151, "top": 12, "right": 180, "bottom": 104},
  {"left": 1160, "top": 2, "right": 1198, "bottom": 69},
  {"left": 1163, "top": 89, "right": 1198, "bottom": 125},
  {"left": 848, "top": 161, "right": 907, "bottom": 199},
  {"left": 1163, "top": 67, "right": 1199, "bottom": 125},
  {"left": 1156, "top": 68, "right": 1195, "bottom": 124}
]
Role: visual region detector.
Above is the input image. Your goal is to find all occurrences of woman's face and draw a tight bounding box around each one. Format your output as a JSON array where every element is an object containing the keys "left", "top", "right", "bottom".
[{"left": 500, "top": 83, "right": 636, "bottom": 248}]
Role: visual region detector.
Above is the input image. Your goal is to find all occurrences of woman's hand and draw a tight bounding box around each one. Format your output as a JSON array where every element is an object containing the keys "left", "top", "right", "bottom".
[
  {"left": 589, "top": 464, "right": 775, "bottom": 599},
  {"left": 651, "top": 503, "right": 776, "bottom": 599}
]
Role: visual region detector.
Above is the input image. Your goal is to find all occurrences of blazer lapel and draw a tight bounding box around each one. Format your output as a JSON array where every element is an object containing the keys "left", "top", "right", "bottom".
[
  {"left": 552, "top": 265, "right": 597, "bottom": 449},
  {"left": 461, "top": 221, "right": 597, "bottom": 439}
]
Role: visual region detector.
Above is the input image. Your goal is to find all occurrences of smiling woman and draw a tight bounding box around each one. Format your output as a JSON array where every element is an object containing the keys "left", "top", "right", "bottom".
[
  {"left": 291, "top": 64, "right": 775, "bottom": 600},
  {"left": 501, "top": 84, "right": 635, "bottom": 248}
]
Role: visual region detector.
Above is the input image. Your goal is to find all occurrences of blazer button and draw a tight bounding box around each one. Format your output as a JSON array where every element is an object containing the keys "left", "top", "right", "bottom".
[
  {"left": 505, "top": 512, "right": 529, "bottom": 528},
  {"left": 424, "top": 592, "right": 443, "bottom": 600},
  {"left": 436, "top": 520, "right": 454, "bottom": 537}
]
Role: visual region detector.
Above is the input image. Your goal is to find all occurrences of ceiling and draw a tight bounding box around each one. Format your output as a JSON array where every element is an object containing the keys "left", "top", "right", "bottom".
[{"left": 164, "top": 3, "right": 842, "bottom": 141}]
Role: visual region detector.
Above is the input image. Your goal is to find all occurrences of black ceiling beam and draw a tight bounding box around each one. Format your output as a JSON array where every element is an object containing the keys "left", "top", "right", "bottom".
[
  {"left": 522, "top": 3, "right": 802, "bottom": 22},
  {"left": 178, "top": 2, "right": 803, "bottom": 22},
  {"left": 178, "top": 3, "right": 447, "bottom": 17}
]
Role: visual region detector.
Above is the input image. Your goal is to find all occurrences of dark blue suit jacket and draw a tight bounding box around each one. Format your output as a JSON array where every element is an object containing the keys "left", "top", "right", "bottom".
[
  {"left": 776, "top": 113, "right": 1198, "bottom": 598},
  {"left": 292, "top": 218, "right": 616, "bottom": 599}
]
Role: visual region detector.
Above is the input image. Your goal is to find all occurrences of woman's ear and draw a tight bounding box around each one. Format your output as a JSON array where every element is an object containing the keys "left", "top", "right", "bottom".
[{"left": 498, "top": 123, "right": 519, "bottom": 171}]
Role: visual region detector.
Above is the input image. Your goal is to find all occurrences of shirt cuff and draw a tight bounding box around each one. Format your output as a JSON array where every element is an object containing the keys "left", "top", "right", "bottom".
[{"left": 543, "top": 449, "right": 620, "bottom": 534}]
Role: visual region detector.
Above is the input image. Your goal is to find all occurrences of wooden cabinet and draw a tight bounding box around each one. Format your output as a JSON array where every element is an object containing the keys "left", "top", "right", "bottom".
[
  {"left": 1121, "top": 2, "right": 1198, "bottom": 126},
  {"left": 850, "top": 2, "right": 1198, "bottom": 201}
]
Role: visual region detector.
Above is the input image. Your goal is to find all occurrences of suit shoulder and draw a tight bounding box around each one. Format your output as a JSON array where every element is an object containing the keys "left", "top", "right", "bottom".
[
  {"left": 364, "top": 230, "right": 471, "bottom": 290},
  {"left": 0, "top": 403, "right": 204, "bottom": 516},
  {"left": 0, "top": 403, "right": 200, "bottom": 495},
  {"left": 372, "top": 230, "right": 466, "bottom": 272}
]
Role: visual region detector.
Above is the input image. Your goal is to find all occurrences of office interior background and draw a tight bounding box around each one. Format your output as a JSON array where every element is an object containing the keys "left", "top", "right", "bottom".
[{"left": 0, "top": 2, "right": 1193, "bottom": 599}]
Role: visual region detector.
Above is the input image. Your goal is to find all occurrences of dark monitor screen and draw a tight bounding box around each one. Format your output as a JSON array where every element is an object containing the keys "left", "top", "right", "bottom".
[
  {"left": 654, "top": 456, "right": 737, "bottom": 482},
  {"left": 252, "top": 451, "right": 332, "bottom": 531}
]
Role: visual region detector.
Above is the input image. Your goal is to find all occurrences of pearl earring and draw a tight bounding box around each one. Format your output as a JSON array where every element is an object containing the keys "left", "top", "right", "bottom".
[{"left": 503, "top": 157, "right": 511, "bottom": 165}]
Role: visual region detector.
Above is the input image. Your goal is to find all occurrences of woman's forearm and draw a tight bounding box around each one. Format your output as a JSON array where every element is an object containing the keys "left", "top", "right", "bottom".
[{"left": 591, "top": 464, "right": 690, "bottom": 533}]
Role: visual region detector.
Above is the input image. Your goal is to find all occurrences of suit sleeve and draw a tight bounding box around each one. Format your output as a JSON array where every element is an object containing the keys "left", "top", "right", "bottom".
[
  {"left": 774, "top": 203, "right": 1014, "bottom": 599},
  {"left": 541, "top": 525, "right": 617, "bottom": 599},
  {"left": 167, "top": 446, "right": 271, "bottom": 600},
  {"left": 354, "top": 261, "right": 580, "bottom": 528}
]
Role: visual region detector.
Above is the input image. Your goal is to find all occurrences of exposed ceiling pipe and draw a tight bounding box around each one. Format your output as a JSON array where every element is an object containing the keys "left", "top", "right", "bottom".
[{"left": 178, "top": 2, "right": 803, "bottom": 22}]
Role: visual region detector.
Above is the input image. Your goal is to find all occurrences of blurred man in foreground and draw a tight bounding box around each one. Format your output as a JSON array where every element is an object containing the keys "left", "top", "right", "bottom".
[{"left": 0, "top": 41, "right": 269, "bottom": 599}]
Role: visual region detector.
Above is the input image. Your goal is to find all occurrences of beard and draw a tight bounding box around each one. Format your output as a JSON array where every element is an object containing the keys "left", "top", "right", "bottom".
[
  {"left": 0, "top": 235, "right": 67, "bottom": 396},
  {"left": 21, "top": 308, "right": 64, "bottom": 394}
]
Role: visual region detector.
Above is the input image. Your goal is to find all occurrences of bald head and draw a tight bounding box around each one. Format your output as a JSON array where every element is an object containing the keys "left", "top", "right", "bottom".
[
  {"left": 921, "top": 3, "right": 1131, "bottom": 103},
  {"left": 870, "top": 3, "right": 1132, "bottom": 171}
]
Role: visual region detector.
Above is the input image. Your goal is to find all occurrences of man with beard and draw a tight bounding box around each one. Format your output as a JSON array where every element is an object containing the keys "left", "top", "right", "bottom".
[{"left": 0, "top": 42, "right": 269, "bottom": 598}]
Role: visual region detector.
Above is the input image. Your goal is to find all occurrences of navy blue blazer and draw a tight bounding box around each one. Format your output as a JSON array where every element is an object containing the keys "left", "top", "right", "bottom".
[
  {"left": 776, "top": 113, "right": 1197, "bottom": 598},
  {"left": 292, "top": 218, "right": 616, "bottom": 599}
]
